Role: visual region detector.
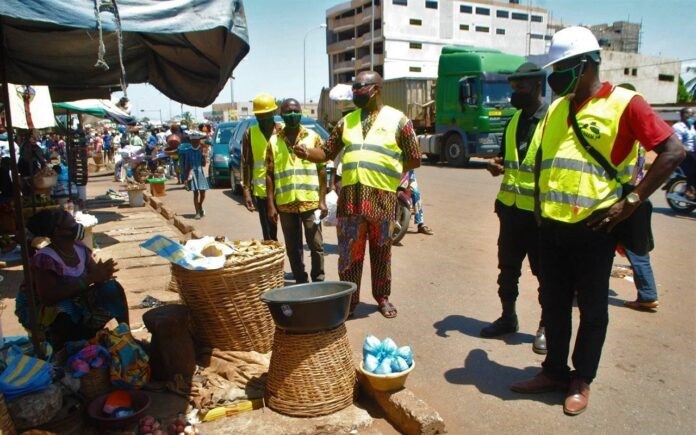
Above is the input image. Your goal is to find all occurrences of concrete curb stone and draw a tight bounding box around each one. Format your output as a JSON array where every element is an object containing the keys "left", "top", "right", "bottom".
[
  {"left": 160, "top": 206, "right": 176, "bottom": 220},
  {"left": 173, "top": 216, "right": 194, "bottom": 234}
]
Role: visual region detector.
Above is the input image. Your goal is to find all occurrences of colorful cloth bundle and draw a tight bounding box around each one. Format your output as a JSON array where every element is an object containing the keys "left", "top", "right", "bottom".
[
  {"left": 98, "top": 323, "right": 150, "bottom": 388},
  {"left": 67, "top": 344, "right": 110, "bottom": 378},
  {"left": 0, "top": 346, "right": 52, "bottom": 401}
]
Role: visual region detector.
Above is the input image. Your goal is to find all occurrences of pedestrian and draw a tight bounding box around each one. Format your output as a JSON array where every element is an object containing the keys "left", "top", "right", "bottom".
[
  {"left": 241, "top": 93, "right": 281, "bottom": 241},
  {"left": 103, "top": 129, "right": 112, "bottom": 163},
  {"left": 294, "top": 71, "right": 422, "bottom": 319},
  {"left": 130, "top": 127, "right": 144, "bottom": 148},
  {"left": 180, "top": 132, "right": 209, "bottom": 219},
  {"left": 401, "top": 169, "right": 434, "bottom": 235},
  {"left": 266, "top": 99, "right": 327, "bottom": 283},
  {"left": 510, "top": 26, "right": 685, "bottom": 416},
  {"left": 480, "top": 62, "right": 547, "bottom": 354},
  {"left": 672, "top": 107, "right": 696, "bottom": 200}
]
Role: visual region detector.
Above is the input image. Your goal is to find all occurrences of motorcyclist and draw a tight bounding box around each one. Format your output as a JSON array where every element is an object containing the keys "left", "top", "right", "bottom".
[{"left": 672, "top": 107, "right": 696, "bottom": 200}]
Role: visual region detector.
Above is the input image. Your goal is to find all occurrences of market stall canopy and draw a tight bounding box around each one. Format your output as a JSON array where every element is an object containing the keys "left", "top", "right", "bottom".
[
  {"left": 0, "top": 0, "right": 250, "bottom": 106},
  {"left": 53, "top": 99, "right": 136, "bottom": 125}
]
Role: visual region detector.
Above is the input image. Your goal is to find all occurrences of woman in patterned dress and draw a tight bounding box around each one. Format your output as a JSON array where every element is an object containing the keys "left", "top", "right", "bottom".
[{"left": 181, "top": 132, "right": 210, "bottom": 219}]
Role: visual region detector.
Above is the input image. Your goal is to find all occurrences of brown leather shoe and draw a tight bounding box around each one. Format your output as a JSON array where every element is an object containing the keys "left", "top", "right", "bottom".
[
  {"left": 624, "top": 300, "right": 659, "bottom": 311},
  {"left": 564, "top": 378, "right": 591, "bottom": 415},
  {"left": 510, "top": 372, "right": 569, "bottom": 394},
  {"left": 418, "top": 224, "right": 434, "bottom": 235}
]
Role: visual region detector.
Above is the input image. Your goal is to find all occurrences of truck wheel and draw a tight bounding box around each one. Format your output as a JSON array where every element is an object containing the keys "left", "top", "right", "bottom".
[{"left": 444, "top": 134, "right": 469, "bottom": 167}]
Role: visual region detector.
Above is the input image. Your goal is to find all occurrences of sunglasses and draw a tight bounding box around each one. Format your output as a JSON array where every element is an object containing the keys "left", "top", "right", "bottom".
[{"left": 352, "top": 82, "right": 377, "bottom": 91}]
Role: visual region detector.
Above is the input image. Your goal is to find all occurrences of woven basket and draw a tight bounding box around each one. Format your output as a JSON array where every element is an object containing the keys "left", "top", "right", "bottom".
[
  {"left": 172, "top": 241, "right": 285, "bottom": 352},
  {"left": 0, "top": 393, "right": 16, "bottom": 435},
  {"left": 265, "top": 325, "right": 356, "bottom": 417},
  {"left": 79, "top": 367, "right": 111, "bottom": 401}
]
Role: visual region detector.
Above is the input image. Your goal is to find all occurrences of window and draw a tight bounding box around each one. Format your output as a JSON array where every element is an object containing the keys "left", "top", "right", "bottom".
[
  {"left": 511, "top": 12, "right": 528, "bottom": 20},
  {"left": 425, "top": 0, "right": 438, "bottom": 9},
  {"left": 410, "top": 18, "right": 422, "bottom": 25},
  {"left": 460, "top": 5, "right": 472, "bottom": 13},
  {"left": 409, "top": 42, "right": 423, "bottom": 49},
  {"left": 530, "top": 33, "right": 543, "bottom": 39},
  {"left": 631, "top": 68, "right": 637, "bottom": 76},
  {"left": 393, "top": 0, "right": 407, "bottom": 5},
  {"left": 409, "top": 66, "right": 422, "bottom": 72},
  {"left": 496, "top": 28, "right": 505, "bottom": 35},
  {"left": 459, "top": 24, "right": 470, "bottom": 30},
  {"left": 531, "top": 15, "right": 543, "bottom": 22},
  {"left": 476, "top": 7, "right": 490, "bottom": 15},
  {"left": 658, "top": 74, "right": 675, "bottom": 82},
  {"left": 475, "top": 26, "right": 489, "bottom": 33},
  {"left": 624, "top": 68, "right": 630, "bottom": 75},
  {"left": 496, "top": 10, "right": 509, "bottom": 18}
]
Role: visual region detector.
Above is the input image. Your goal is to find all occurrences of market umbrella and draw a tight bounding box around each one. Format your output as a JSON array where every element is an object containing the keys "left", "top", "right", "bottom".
[
  {"left": 0, "top": 0, "right": 250, "bottom": 106},
  {"left": 53, "top": 99, "right": 136, "bottom": 125}
]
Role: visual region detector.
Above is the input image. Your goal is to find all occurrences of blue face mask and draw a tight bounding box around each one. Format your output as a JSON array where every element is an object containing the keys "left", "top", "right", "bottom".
[{"left": 687, "top": 118, "right": 695, "bottom": 127}]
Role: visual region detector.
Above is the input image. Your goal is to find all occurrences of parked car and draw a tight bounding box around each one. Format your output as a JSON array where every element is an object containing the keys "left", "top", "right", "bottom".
[
  {"left": 208, "top": 121, "right": 240, "bottom": 187},
  {"left": 228, "top": 116, "right": 329, "bottom": 195}
]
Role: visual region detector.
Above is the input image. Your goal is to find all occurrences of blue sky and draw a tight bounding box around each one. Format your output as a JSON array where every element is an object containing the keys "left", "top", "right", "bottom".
[{"left": 120, "top": 0, "right": 696, "bottom": 121}]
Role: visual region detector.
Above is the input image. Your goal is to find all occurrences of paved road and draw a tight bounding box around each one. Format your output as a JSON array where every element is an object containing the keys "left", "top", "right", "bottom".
[{"left": 155, "top": 161, "right": 695, "bottom": 434}]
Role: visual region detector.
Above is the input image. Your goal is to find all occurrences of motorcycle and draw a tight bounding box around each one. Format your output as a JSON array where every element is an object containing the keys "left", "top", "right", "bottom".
[
  {"left": 663, "top": 166, "right": 696, "bottom": 213},
  {"left": 392, "top": 173, "right": 412, "bottom": 244}
]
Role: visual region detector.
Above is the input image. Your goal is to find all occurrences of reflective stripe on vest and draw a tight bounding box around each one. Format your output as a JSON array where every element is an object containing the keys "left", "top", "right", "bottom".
[
  {"left": 341, "top": 106, "right": 404, "bottom": 192},
  {"left": 537, "top": 86, "right": 639, "bottom": 223},
  {"left": 272, "top": 128, "right": 321, "bottom": 205},
  {"left": 250, "top": 125, "right": 273, "bottom": 197},
  {"left": 496, "top": 110, "right": 542, "bottom": 211}
]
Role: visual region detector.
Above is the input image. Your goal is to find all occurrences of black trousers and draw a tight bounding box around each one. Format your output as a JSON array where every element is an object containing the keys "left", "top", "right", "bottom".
[
  {"left": 495, "top": 201, "right": 542, "bottom": 308},
  {"left": 539, "top": 217, "right": 617, "bottom": 384},
  {"left": 253, "top": 195, "right": 277, "bottom": 241},
  {"left": 279, "top": 210, "right": 325, "bottom": 283}
]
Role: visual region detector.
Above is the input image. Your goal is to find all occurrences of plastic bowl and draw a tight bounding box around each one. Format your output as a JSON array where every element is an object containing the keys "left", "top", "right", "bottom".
[
  {"left": 260, "top": 281, "right": 357, "bottom": 332},
  {"left": 359, "top": 360, "right": 415, "bottom": 392},
  {"left": 87, "top": 390, "right": 151, "bottom": 430}
]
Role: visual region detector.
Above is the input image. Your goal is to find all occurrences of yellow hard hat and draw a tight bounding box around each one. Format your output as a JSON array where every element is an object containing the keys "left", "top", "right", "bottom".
[{"left": 252, "top": 93, "right": 278, "bottom": 114}]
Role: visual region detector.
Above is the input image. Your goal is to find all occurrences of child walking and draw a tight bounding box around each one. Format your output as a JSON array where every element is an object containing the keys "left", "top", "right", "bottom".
[{"left": 181, "top": 132, "right": 210, "bottom": 219}]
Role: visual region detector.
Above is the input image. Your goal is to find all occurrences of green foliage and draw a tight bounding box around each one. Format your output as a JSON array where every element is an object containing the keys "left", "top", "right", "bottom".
[{"left": 677, "top": 77, "right": 693, "bottom": 103}]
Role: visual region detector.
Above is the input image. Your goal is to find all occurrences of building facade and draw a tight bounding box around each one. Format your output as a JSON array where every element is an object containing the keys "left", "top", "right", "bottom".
[
  {"left": 326, "top": 0, "right": 549, "bottom": 85},
  {"left": 589, "top": 21, "right": 641, "bottom": 54}
]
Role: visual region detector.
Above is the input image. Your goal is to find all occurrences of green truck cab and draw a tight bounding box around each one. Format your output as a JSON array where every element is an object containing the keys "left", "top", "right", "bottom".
[{"left": 432, "top": 46, "right": 525, "bottom": 166}]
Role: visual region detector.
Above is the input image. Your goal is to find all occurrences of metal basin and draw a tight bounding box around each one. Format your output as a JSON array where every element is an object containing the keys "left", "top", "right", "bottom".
[{"left": 260, "top": 281, "right": 357, "bottom": 332}]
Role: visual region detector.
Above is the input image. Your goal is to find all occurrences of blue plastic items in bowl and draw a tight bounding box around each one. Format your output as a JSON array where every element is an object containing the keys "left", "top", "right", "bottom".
[{"left": 260, "top": 281, "right": 357, "bottom": 332}]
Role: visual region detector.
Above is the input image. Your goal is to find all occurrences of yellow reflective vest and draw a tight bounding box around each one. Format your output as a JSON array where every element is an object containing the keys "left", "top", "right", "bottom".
[
  {"left": 341, "top": 106, "right": 404, "bottom": 192},
  {"left": 496, "top": 110, "right": 543, "bottom": 212},
  {"left": 537, "top": 86, "right": 639, "bottom": 223},
  {"left": 249, "top": 125, "right": 274, "bottom": 197},
  {"left": 271, "top": 128, "right": 321, "bottom": 205}
]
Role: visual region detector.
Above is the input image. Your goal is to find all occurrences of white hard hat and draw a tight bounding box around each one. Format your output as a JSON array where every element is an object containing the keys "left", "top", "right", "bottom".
[
  {"left": 544, "top": 26, "right": 601, "bottom": 69},
  {"left": 329, "top": 84, "right": 353, "bottom": 102}
]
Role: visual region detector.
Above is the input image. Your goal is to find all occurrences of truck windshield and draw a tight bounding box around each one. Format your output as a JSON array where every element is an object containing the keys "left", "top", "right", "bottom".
[{"left": 481, "top": 81, "right": 512, "bottom": 108}]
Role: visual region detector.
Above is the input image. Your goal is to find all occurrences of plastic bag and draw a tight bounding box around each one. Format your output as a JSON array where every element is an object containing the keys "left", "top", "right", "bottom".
[
  {"left": 324, "top": 190, "right": 338, "bottom": 226},
  {"left": 390, "top": 356, "right": 410, "bottom": 373},
  {"left": 363, "top": 335, "right": 381, "bottom": 358}
]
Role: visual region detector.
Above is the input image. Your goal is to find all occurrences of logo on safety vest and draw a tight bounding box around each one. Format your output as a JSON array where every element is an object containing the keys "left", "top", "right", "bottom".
[{"left": 579, "top": 121, "right": 601, "bottom": 140}]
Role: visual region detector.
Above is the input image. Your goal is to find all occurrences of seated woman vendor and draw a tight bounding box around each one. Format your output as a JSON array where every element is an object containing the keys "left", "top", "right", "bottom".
[{"left": 16, "top": 209, "right": 129, "bottom": 350}]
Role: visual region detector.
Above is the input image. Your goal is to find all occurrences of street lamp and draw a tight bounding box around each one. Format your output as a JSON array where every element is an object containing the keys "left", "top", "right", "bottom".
[
  {"left": 304, "top": 23, "right": 327, "bottom": 104},
  {"left": 140, "top": 108, "right": 163, "bottom": 124}
]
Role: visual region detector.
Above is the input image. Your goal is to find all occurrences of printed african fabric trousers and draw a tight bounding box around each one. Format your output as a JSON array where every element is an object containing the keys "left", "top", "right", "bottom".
[{"left": 337, "top": 214, "right": 392, "bottom": 313}]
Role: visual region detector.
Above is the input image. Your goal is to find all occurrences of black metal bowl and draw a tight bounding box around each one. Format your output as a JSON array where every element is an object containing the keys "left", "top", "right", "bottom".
[{"left": 260, "top": 281, "right": 357, "bottom": 332}]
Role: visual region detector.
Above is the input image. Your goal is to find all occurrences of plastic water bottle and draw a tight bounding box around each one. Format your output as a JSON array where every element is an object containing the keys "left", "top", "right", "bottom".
[{"left": 314, "top": 209, "right": 322, "bottom": 225}]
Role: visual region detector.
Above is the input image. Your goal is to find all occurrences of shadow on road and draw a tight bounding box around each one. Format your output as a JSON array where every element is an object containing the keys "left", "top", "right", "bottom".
[
  {"left": 652, "top": 206, "right": 695, "bottom": 220},
  {"left": 444, "top": 349, "right": 562, "bottom": 404},
  {"left": 433, "top": 314, "right": 535, "bottom": 345},
  {"left": 222, "top": 189, "right": 247, "bottom": 206},
  {"left": 347, "top": 301, "right": 378, "bottom": 320}
]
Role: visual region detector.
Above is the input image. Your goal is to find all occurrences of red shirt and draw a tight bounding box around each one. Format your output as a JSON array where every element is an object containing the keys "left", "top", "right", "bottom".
[{"left": 574, "top": 82, "right": 673, "bottom": 165}]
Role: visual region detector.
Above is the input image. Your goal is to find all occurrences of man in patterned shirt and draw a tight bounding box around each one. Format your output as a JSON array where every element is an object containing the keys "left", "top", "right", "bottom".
[{"left": 293, "top": 71, "right": 421, "bottom": 318}]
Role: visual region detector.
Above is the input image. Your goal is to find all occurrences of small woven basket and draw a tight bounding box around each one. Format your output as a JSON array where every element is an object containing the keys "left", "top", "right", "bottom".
[
  {"left": 79, "top": 367, "right": 111, "bottom": 401},
  {"left": 265, "top": 325, "right": 356, "bottom": 417},
  {"left": 172, "top": 241, "right": 285, "bottom": 352},
  {"left": 0, "top": 393, "right": 16, "bottom": 435}
]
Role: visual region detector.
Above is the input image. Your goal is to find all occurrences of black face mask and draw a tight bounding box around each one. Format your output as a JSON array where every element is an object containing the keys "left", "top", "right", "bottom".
[
  {"left": 352, "top": 92, "right": 372, "bottom": 109},
  {"left": 281, "top": 113, "right": 302, "bottom": 128},
  {"left": 510, "top": 91, "right": 535, "bottom": 110},
  {"left": 547, "top": 63, "right": 583, "bottom": 96}
]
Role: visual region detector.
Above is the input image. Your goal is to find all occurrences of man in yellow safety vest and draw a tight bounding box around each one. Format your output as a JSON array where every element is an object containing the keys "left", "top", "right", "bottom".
[
  {"left": 510, "top": 26, "right": 685, "bottom": 416},
  {"left": 481, "top": 63, "right": 548, "bottom": 355},
  {"left": 242, "top": 93, "right": 281, "bottom": 241},
  {"left": 293, "top": 71, "right": 422, "bottom": 318},
  {"left": 266, "top": 99, "right": 327, "bottom": 283}
]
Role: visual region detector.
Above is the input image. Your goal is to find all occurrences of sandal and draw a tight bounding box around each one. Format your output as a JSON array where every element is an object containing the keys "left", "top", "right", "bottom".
[
  {"left": 418, "top": 224, "right": 434, "bottom": 235},
  {"left": 377, "top": 298, "right": 398, "bottom": 318}
]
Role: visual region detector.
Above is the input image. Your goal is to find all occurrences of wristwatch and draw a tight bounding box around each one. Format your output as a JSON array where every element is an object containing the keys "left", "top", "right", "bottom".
[{"left": 625, "top": 192, "right": 641, "bottom": 205}]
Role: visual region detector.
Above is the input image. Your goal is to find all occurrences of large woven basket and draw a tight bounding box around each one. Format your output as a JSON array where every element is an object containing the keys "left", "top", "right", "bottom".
[
  {"left": 79, "top": 367, "right": 111, "bottom": 401},
  {"left": 172, "top": 241, "right": 285, "bottom": 352},
  {"left": 265, "top": 325, "right": 356, "bottom": 417},
  {"left": 0, "top": 393, "right": 16, "bottom": 435}
]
